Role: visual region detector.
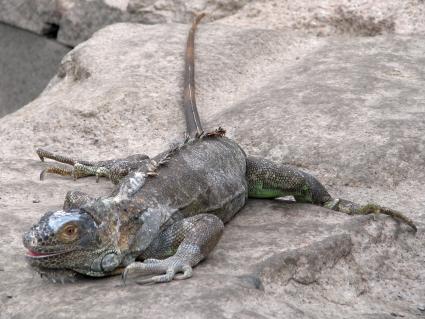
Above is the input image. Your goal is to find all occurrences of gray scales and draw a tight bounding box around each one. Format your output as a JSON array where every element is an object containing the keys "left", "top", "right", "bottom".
[{"left": 23, "top": 14, "right": 416, "bottom": 284}]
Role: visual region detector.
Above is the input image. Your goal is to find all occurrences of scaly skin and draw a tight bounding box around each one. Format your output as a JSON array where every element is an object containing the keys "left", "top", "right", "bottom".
[
  {"left": 246, "top": 157, "right": 417, "bottom": 231},
  {"left": 36, "top": 148, "right": 150, "bottom": 184},
  {"left": 23, "top": 14, "right": 416, "bottom": 285}
]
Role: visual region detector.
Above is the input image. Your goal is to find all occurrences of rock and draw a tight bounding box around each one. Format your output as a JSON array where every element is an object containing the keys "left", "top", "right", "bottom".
[
  {"left": 0, "top": 0, "right": 59, "bottom": 39},
  {"left": 0, "top": 23, "right": 424, "bottom": 318},
  {"left": 223, "top": 0, "right": 425, "bottom": 36},
  {"left": 0, "top": 0, "right": 248, "bottom": 46},
  {"left": 0, "top": 23, "right": 70, "bottom": 118},
  {"left": 1, "top": 0, "right": 425, "bottom": 46}
]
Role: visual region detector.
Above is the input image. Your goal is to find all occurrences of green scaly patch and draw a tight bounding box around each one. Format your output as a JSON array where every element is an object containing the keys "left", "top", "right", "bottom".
[{"left": 248, "top": 182, "right": 284, "bottom": 198}]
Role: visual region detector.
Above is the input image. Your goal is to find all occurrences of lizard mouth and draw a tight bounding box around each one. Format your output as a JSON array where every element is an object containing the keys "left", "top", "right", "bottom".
[
  {"left": 25, "top": 249, "right": 71, "bottom": 259},
  {"left": 25, "top": 248, "right": 76, "bottom": 271}
]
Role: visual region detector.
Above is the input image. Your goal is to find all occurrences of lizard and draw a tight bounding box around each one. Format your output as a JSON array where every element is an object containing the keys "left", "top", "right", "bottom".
[{"left": 23, "top": 14, "right": 417, "bottom": 285}]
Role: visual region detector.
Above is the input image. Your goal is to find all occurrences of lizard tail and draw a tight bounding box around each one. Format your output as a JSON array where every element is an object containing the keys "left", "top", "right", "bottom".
[
  {"left": 183, "top": 13, "right": 205, "bottom": 138},
  {"left": 324, "top": 198, "right": 417, "bottom": 232}
]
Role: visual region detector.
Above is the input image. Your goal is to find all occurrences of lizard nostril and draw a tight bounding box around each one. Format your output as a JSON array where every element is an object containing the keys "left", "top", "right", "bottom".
[{"left": 31, "top": 238, "right": 37, "bottom": 247}]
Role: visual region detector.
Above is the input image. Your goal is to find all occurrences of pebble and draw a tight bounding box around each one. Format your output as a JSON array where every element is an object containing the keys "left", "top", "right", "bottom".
[{"left": 417, "top": 305, "right": 425, "bottom": 312}]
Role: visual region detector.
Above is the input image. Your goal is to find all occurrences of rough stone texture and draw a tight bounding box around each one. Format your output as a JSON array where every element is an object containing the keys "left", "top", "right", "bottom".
[
  {"left": 0, "top": 0, "right": 249, "bottom": 46},
  {"left": 222, "top": 0, "right": 425, "bottom": 36},
  {"left": 0, "top": 23, "right": 424, "bottom": 318},
  {"left": 0, "top": 23, "right": 70, "bottom": 118},
  {"left": 0, "top": 0, "right": 424, "bottom": 46}
]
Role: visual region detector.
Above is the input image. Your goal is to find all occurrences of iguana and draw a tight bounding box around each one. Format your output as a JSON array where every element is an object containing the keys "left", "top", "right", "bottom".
[{"left": 23, "top": 14, "right": 417, "bottom": 284}]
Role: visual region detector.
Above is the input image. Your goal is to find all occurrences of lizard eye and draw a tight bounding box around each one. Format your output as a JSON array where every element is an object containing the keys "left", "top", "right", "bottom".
[{"left": 60, "top": 224, "right": 79, "bottom": 242}]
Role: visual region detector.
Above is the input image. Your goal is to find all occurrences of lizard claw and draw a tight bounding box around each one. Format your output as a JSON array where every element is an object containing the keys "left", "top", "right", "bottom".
[
  {"left": 135, "top": 265, "right": 192, "bottom": 285},
  {"left": 173, "top": 265, "right": 193, "bottom": 280},
  {"left": 121, "top": 257, "right": 193, "bottom": 286},
  {"left": 40, "top": 169, "right": 47, "bottom": 181},
  {"left": 136, "top": 268, "right": 177, "bottom": 285},
  {"left": 39, "top": 166, "right": 74, "bottom": 181},
  {"left": 121, "top": 268, "right": 129, "bottom": 286},
  {"left": 36, "top": 148, "right": 45, "bottom": 161},
  {"left": 121, "top": 261, "right": 151, "bottom": 286}
]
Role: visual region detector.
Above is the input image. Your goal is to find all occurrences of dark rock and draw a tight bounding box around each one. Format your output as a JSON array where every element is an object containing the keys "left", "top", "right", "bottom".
[{"left": 0, "top": 23, "right": 69, "bottom": 118}]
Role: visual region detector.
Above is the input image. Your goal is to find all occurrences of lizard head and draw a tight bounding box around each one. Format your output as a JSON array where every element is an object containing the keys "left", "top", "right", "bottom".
[{"left": 23, "top": 209, "right": 122, "bottom": 281}]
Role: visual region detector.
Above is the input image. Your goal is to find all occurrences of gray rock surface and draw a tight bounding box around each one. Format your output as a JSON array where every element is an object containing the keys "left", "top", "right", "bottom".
[
  {"left": 222, "top": 0, "right": 425, "bottom": 36},
  {"left": 1, "top": 0, "right": 424, "bottom": 46},
  {"left": 0, "top": 23, "right": 69, "bottom": 118},
  {"left": 0, "top": 23, "right": 424, "bottom": 318},
  {"left": 0, "top": 0, "right": 248, "bottom": 46}
]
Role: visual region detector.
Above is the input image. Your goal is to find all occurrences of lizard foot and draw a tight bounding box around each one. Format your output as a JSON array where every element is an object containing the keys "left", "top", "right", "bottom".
[
  {"left": 36, "top": 148, "right": 149, "bottom": 183},
  {"left": 37, "top": 148, "right": 101, "bottom": 181},
  {"left": 122, "top": 257, "right": 193, "bottom": 285},
  {"left": 39, "top": 163, "right": 102, "bottom": 181}
]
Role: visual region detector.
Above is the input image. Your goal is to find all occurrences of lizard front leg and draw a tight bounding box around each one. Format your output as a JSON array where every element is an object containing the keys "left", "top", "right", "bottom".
[
  {"left": 122, "top": 214, "right": 224, "bottom": 285},
  {"left": 36, "top": 148, "right": 149, "bottom": 184},
  {"left": 246, "top": 157, "right": 417, "bottom": 232}
]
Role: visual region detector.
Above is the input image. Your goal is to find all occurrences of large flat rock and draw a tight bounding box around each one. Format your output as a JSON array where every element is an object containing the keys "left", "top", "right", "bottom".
[
  {"left": 0, "top": 23, "right": 424, "bottom": 318},
  {"left": 0, "top": 0, "right": 424, "bottom": 46}
]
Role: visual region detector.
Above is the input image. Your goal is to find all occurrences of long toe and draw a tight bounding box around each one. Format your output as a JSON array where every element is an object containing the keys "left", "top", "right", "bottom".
[
  {"left": 136, "top": 268, "right": 176, "bottom": 285},
  {"left": 122, "top": 258, "right": 192, "bottom": 286},
  {"left": 174, "top": 265, "right": 193, "bottom": 280},
  {"left": 122, "top": 261, "right": 164, "bottom": 285}
]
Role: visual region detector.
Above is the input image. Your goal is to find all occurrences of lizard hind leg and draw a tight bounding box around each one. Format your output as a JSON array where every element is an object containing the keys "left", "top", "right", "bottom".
[
  {"left": 246, "top": 156, "right": 331, "bottom": 204},
  {"left": 36, "top": 148, "right": 149, "bottom": 183},
  {"left": 246, "top": 157, "right": 417, "bottom": 232},
  {"left": 37, "top": 148, "right": 98, "bottom": 181},
  {"left": 122, "top": 214, "right": 224, "bottom": 285}
]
